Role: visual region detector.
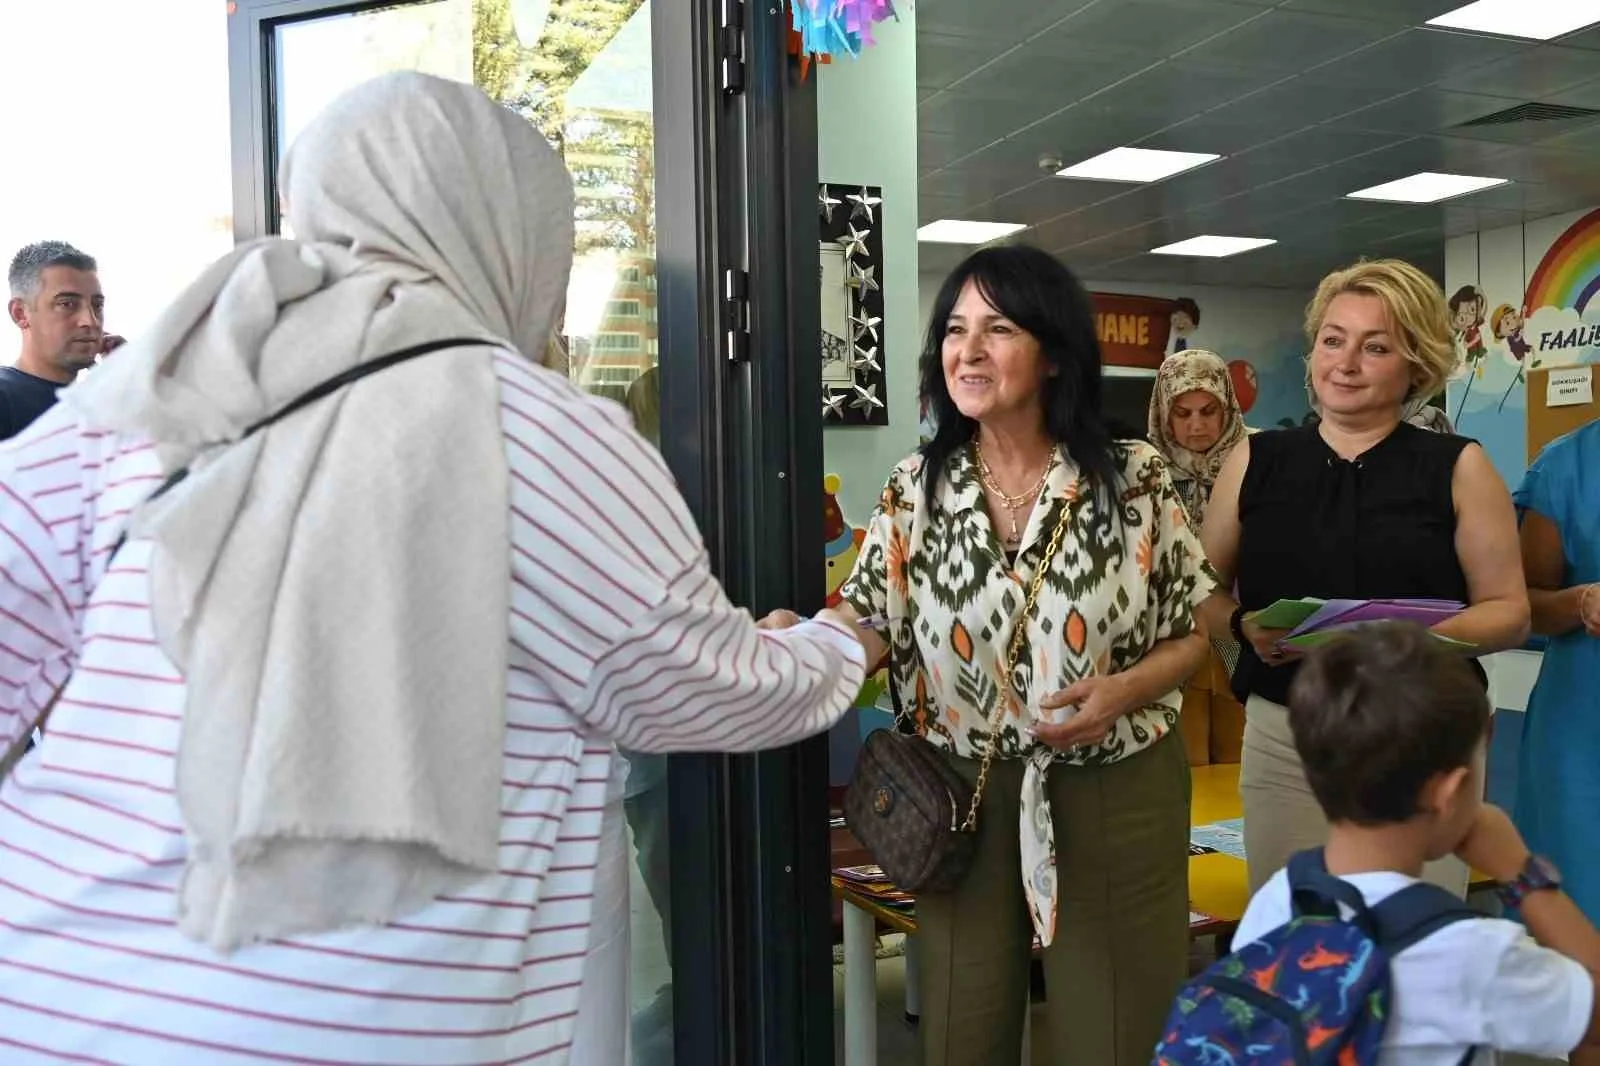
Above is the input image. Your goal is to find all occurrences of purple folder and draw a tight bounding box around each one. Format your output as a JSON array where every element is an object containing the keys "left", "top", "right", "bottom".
[{"left": 1286, "top": 598, "right": 1464, "bottom": 640}]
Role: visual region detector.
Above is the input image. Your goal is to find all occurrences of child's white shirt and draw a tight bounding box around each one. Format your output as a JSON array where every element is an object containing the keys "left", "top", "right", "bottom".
[{"left": 1235, "top": 868, "right": 1594, "bottom": 1064}]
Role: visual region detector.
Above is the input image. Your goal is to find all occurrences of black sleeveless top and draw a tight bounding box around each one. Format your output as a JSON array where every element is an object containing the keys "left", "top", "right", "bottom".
[{"left": 1233, "top": 423, "right": 1472, "bottom": 705}]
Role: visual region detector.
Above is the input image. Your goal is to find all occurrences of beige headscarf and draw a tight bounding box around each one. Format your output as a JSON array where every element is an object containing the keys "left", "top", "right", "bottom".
[
  {"left": 62, "top": 72, "right": 575, "bottom": 950},
  {"left": 1147, "top": 349, "right": 1248, "bottom": 526}
]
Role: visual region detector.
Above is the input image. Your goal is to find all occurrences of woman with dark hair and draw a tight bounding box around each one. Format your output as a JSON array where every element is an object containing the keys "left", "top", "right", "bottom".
[{"left": 830, "top": 245, "right": 1216, "bottom": 1064}]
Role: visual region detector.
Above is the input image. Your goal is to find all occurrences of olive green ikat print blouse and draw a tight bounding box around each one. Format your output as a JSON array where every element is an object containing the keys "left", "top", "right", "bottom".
[{"left": 840, "top": 440, "right": 1217, "bottom": 944}]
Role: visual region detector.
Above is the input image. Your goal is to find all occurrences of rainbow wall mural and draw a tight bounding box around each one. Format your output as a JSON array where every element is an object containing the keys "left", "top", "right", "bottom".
[
  {"left": 1448, "top": 206, "right": 1600, "bottom": 484},
  {"left": 1525, "top": 207, "right": 1600, "bottom": 316}
]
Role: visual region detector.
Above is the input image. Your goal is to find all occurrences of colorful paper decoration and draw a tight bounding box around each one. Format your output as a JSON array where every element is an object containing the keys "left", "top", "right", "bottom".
[{"left": 788, "top": 0, "right": 898, "bottom": 81}]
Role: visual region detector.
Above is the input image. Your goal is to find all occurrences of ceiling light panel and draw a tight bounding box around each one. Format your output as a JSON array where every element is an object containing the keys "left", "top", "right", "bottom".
[
  {"left": 1056, "top": 147, "right": 1221, "bottom": 183},
  {"left": 1427, "top": 0, "right": 1600, "bottom": 41},
  {"left": 1345, "top": 171, "right": 1510, "bottom": 203},
  {"left": 916, "top": 220, "right": 1027, "bottom": 244},
  {"left": 1150, "top": 235, "right": 1277, "bottom": 258}
]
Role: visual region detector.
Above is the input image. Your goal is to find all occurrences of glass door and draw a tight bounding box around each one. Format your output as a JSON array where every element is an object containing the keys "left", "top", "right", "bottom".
[{"left": 226, "top": 2, "right": 826, "bottom": 1062}]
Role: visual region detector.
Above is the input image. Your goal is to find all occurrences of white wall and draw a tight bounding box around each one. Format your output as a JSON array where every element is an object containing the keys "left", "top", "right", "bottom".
[{"left": 818, "top": 10, "right": 920, "bottom": 525}]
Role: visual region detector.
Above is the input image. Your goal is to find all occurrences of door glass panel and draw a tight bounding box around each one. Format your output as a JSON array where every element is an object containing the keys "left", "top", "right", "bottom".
[{"left": 273, "top": 4, "right": 667, "bottom": 1060}]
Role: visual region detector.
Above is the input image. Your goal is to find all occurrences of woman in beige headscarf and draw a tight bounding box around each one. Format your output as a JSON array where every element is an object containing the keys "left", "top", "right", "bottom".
[
  {"left": 1148, "top": 349, "right": 1252, "bottom": 763},
  {"left": 1147, "top": 348, "right": 1249, "bottom": 529},
  {"left": 0, "top": 72, "right": 866, "bottom": 1065}
]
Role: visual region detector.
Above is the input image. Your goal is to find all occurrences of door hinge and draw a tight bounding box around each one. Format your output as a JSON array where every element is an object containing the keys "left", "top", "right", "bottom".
[
  {"left": 719, "top": 0, "right": 746, "bottom": 94},
  {"left": 724, "top": 268, "right": 750, "bottom": 364}
]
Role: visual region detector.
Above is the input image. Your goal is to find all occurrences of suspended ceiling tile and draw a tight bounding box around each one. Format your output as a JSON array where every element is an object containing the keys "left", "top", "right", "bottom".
[
  {"left": 1325, "top": 89, "right": 1529, "bottom": 136},
  {"left": 1083, "top": 60, "right": 1291, "bottom": 129},
  {"left": 917, "top": 193, "right": 978, "bottom": 226},
  {"left": 985, "top": 178, "right": 1134, "bottom": 226},
  {"left": 1448, "top": 112, "right": 1600, "bottom": 146},
  {"left": 915, "top": 32, "right": 1009, "bottom": 92},
  {"left": 1134, "top": 115, "right": 1295, "bottom": 156},
  {"left": 1552, "top": 25, "right": 1600, "bottom": 50},
  {"left": 1225, "top": 126, "right": 1414, "bottom": 179},
  {"left": 1199, "top": 74, "right": 1412, "bottom": 134},
  {"left": 1186, "top": 9, "right": 1402, "bottom": 73},
  {"left": 989, "top": 101, "right": 1199, "bottom": 173},
  {"left": 1278, "top": 0, "right": 1482, "bottom": 23},
  {"left": 917, "top": 242, "right": 973, "bottom": 279},
  {"left": 1439, "top": 205, "right": 1534, "bottom": 236},
  {"left": 913, "top": 0, "right": 1096, "bottom": 44},
  {"left": 1537, "top": 75, "right": 1600, "bottom": 110},
  {"left": 1536, "top": 122, "right": 1600, "bottom": 153},
  {"left": 1302, "top": 28, "right": 1534, "bottom": 90},
  {"left": 917, "top": 87, "right": 1066, "bottom": 136},
  {"left": 1034, "top": 0, "right": 1268, "bottom": 55},
  {"left": 947, "top": 38, "right": 1154, "bottom": 102},
  {"left": 919, "top": 129, "right": 999, "bottom": 173},
  {"left": 918, "top": 166, "right": 1041, "bottom": 211},
  {"left": 1435, "top": 45, "right": 1600, "bottom": 99}
]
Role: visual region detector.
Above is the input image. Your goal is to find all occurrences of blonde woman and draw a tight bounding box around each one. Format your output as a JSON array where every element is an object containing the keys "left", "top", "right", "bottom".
[{"left": 1196, "top": 259, "right": 1529, "bottom": 893}]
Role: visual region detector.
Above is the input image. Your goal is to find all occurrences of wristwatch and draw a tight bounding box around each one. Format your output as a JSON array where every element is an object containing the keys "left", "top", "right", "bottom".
[
  {"left": 1496, "top": 853, "right": 1562, "bottom": 910},
  {"left": 1228, "top": 604, "right": 1247, "bottom": 644}
]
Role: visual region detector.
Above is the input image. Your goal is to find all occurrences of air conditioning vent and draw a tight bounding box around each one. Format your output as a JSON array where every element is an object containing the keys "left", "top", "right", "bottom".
[{"left": 1457, "top": 102, "right": 1600, "bottom": 127}]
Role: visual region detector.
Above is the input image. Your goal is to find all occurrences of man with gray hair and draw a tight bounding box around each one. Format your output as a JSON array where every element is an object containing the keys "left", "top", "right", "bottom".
[{"left": 4, "top": 241, "right": 125, "bottom": 440}]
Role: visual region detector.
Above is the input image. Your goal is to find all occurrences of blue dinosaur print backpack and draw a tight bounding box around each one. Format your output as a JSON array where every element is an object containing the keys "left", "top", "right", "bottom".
[{"left": 1154, "top": 849, "right": 1479, "bottom": 1066}]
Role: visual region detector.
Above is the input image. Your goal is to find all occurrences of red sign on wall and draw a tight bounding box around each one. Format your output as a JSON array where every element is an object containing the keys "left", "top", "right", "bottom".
[{"left": 1092, "top": 292, "right": 1175, "bottom": 369}]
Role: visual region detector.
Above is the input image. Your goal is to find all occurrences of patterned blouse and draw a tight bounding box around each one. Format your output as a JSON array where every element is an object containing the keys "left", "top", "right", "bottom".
[{"left": 841, "top": 440, "right": 1216, "bottom": 943}]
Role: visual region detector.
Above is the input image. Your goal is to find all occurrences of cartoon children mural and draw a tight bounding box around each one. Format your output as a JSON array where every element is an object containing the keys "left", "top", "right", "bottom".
[
  {"left": 1492, "top": 303, "right": 1532, "bottom": 412},
  {"left": 1170, "top": 297, "right": 1200, "bottom": 353},
  {"left": 1493, "top": 304, "right": 1531, "bottom": 362},
  {"left": 1449, "top": 285, "right": 1490, "bottom": 423},
  {"left": 1449, "top": 285, "right": 1489, "bottom": 371}
]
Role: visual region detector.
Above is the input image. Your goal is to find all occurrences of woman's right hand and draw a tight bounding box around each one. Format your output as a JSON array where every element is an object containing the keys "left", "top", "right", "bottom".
[
  {"left": 1580, "top": 584, "right": 1600, "bottom": 637},
  {"left": 1239, "top": 615, "right": 1300, "bottom": 666}
]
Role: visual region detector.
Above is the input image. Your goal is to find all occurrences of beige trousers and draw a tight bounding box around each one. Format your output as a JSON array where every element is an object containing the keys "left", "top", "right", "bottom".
[{"left": 1240, "top": 695, "right": 1474, "bottom": 896}]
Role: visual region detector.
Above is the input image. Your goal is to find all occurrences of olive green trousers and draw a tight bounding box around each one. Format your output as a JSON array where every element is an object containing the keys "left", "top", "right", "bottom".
[{"left": 914, "top": 730, "right": 1190, "bottom": 1066}]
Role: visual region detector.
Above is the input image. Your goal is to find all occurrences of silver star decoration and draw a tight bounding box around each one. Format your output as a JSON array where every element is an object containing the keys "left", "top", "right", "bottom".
[
  {"left": 849, "top": 382, "right": 884, "bottom": 413},
  {"left": 822, "top": 389, "right": 847, "bottom": 419},
  {"left": 849, "top": 263, "right": 880, "bottom": 295},
  {"left": 818, "top": 185, "right": 842, "bottom": 224},
  {"left": 850, "top": 344, "right": 881, "bottom": 374},
  {"left": 837, "top": 224, "right": 870, "bottom": 261},
  {"left": 847, "top": 187, "right": 882, "bottom": 223},
  {"left": 849, "top": 307, "right": 882, "bottom": 344}
]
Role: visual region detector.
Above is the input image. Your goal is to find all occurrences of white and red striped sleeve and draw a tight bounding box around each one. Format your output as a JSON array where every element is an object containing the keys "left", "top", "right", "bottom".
[
  {"left": 497, "top": 356, "right": 866, "bottom": 755},
  {"left": 0, "top": 407, "right": 89, "bottom": 751}
]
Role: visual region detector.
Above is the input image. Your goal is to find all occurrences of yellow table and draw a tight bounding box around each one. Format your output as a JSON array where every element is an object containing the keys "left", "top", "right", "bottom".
[
  {"left": 1186, "top": 763, "right": 1496, "bottom": 928},
  {"left": 1189, "top": 764, "right": 1249, "bottom": 926}
]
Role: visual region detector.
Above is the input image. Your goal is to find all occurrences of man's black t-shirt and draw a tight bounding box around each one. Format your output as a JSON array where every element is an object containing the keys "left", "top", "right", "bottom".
[{"left": 0, "top": 367, "right": 64, "bottom": 441}]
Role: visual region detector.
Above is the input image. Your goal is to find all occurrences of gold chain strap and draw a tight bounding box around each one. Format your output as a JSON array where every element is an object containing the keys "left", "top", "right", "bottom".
[{"left": 960, "top": 498, "right": 1072, "bottom": 833}]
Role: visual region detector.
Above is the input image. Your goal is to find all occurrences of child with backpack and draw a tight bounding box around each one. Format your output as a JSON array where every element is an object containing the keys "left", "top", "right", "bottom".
[{"left": 1156, "top": 621, "right": 1600, "bottom": 1064}]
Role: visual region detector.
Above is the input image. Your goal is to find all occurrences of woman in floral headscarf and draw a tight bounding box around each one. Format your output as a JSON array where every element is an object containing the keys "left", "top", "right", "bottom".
[
  {"left": 1149, "top": 350, "right": 1253, "bottom": 763},
  {"left": 1147, "top": 349, "right": 1250, "bottom": 529}
]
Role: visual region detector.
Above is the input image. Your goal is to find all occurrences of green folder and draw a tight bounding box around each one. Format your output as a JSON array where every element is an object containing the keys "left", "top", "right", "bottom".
[{"left": 1243, "top": 597, "right": 1325, "bottom": 631}]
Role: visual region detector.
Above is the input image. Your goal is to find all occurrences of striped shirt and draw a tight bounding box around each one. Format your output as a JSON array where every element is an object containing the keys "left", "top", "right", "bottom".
[{"left": 0, "top": 352, "right": 866, "bottom": 1065}]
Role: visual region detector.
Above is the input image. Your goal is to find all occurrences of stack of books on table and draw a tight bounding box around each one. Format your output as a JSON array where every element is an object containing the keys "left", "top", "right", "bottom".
[{"left": 833, "top": 864, "right": 915, "bottom": 913}]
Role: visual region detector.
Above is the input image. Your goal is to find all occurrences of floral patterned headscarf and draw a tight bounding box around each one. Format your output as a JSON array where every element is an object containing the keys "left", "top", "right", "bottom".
[{"left": 1147, "top": 349, "right": 1248, "bottom": 526}]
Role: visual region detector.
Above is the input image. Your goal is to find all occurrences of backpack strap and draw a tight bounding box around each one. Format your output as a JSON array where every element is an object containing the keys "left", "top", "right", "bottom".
[
  {"left": 1368, "top": 881, "right": 1480, "bottom": 956},
  {"left": 1372, "top": 883, "right": 1483, "bottom": 1066},
  {"left": 1287, "top": 847, "right": 1372, "bottom": 923}
]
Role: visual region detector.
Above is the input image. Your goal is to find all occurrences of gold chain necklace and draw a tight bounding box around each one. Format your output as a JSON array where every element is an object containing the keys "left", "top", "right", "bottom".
[{"left": 974, "top": 440, "right": 1056, "bottom": 548}]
